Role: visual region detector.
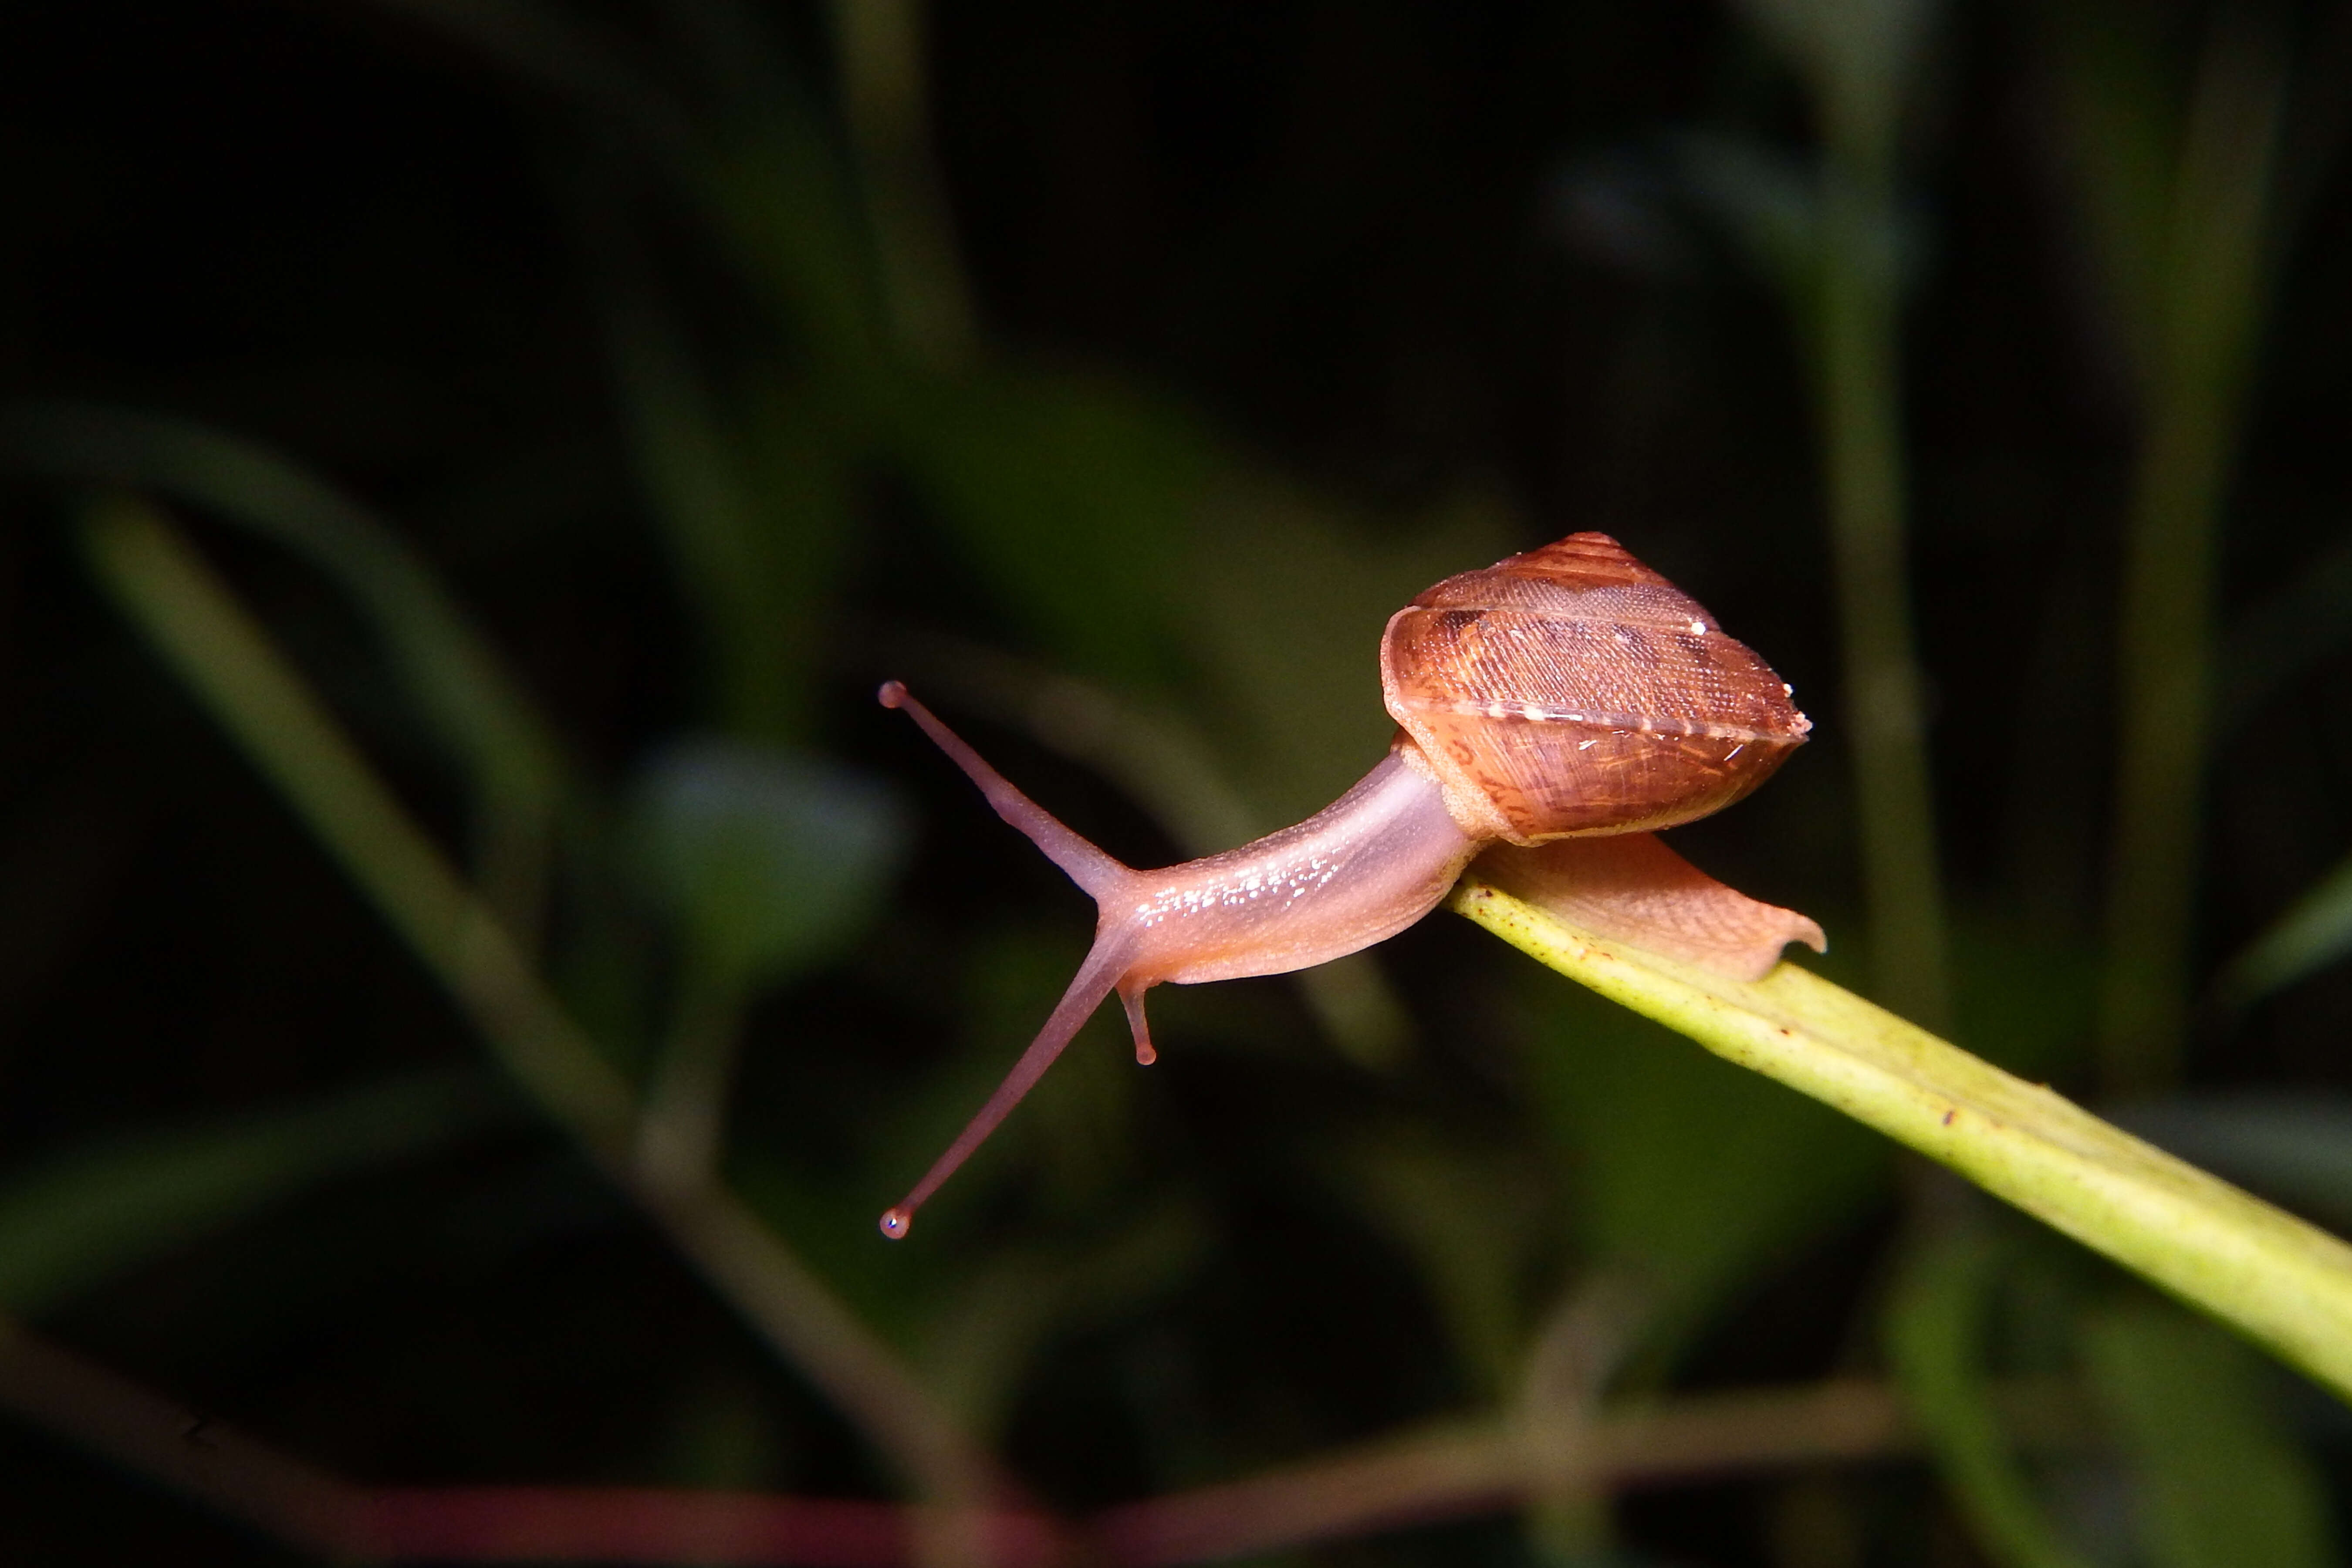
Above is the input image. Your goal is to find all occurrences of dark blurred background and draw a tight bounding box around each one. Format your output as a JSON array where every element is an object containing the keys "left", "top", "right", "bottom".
[{"left": 3, "top": 1, "right": 2352, "bottom": 1564}]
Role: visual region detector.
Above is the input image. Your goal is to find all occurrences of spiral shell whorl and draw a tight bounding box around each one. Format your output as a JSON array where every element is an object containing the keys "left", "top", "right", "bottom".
[{"left": 1380, "top": 532, "right": 1810, "bottom": 845}]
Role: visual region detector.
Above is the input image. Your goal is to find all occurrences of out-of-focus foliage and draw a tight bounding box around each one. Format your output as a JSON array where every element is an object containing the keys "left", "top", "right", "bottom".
[
  {"left": 631, "top": 738, "right": 905, "bottom": 989},
  {"left": 2084, "top": 1298, "right": 2334, "bottom": 1568},
  {"left": 1888, "top": 1227, "right": 2342, "bottom": 1568},
  {"left": 3, "top": 1, "right": 2352, "bottom": 1565},
  {"left": 1886, "top": 1233, "right": 2089, "bottom": 1568},
  {"left": 0, "top": 1068, "right": 504, "bottom": 1316},
  {"left": 1522, "top": 979, "right": 1886, "bottom": 1376}
]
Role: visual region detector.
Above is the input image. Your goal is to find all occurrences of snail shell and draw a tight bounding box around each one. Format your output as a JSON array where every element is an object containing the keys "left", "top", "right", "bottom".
[{"left": 1381, "top": 532, "right": 1811, "bottom": 845}]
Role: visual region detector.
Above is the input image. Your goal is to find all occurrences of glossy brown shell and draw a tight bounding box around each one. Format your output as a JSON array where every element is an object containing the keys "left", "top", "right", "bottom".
[{"left": 1380, "top": 532, "right": 1810, "bottom": 845}]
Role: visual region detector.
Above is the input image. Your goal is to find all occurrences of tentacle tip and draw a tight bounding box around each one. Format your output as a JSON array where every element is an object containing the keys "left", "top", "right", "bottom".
[
  {"left": 1134, "top": 1043, "right": 1157, "bottom": 1066},
  {"left": 877, "top": 680, "right": 909, "bottom": 710},
  {"left": 878, "top": 1206, "right": 912, "bottom": 1240}
]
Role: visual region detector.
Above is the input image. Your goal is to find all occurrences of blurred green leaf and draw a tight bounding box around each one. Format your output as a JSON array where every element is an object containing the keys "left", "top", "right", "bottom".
[
  {"left": 899, "top": 372, "right": 1209, "bottom": 693},
  {"left": 633, "top": 737, "right": 907, "bottom": 988},
  {"left": 2218, "top": 528, "right": 2352, "bottom": 723},
  {"left": 80, "top": 497, "right": 639, "bottom": 1146},
  {"left": 0, "top": 405, "right": 567, "bottom": 875},
  {"left": 2219, "top": 850, "right": 2352, "bottom": 1006},
  {"left": 2034, "top": 3, "right": 2180, "bottom": 386},
  {"left": 1522, "top": 981, "right": 1886, "bottom": 1368},
  {"left": 2082, "top": 1298, "right": 2334, "bottom": 1568},
  {"left": 1669, "top": 134, "right": 1821, "bottom": 301},
  {"left": 1326, "top": 1126, "right": 1543, "bottom": 1398},
  {"left": 0, "top": 1068, "right": 503, "bottom": 1317},
  {"left": 1953, "top": 919, "right": 2095, "bottom": 1083},
  {"left": 84, "top": 500, "right": 982, "bottom": 1496},
  {"left": 630, "top": 737, "right": 903, "bottom": 1190},
  {"left": 2053, "top": 5, "right": 2288, "bottom": 1088},
  {"left": 1728, "top": 0, "right": 1957, "bottom": 1035},
  {"left": 692, "top": 114, "right": 891, "bottom": 381},
  {"left": 1178, "top": 487, "right": 1510, "bottom": 826},
  {"left": 829, "top": 0, "right": 977, "bottom": 370},
  {"left": 1548, "top": 147, "right": 1708, "bottom": 280},
  {"left": 368, "top": 0, "right": 885, "bottom": 375},
  {"left": 2121, "top": 1095, "right": 2352, "bottom": 1230},
  {"left": 1886, "top": 1233, "right": 2088, "bottom": 1568},
  {"left": 1738, "top": 0, "right": 1935, "bottom": 158},
  {"left": 347, "top": 0, "right": 694, "bottom": 158},
  {"left": 659, "top": 1371, "right": 787, "bottom": 1490},
  {"left": 595, "top": 287, "right": 851, "bottom": 741},
  {"left": 919, "top": 1200, "right": 1206, "bottom": 1435}
]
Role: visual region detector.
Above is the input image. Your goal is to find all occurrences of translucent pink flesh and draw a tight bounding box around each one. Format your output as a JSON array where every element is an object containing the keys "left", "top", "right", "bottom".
[
  {"left": 875, "top": 684, "right": 1478, "bottom": 1237},
  {"left": 879, "top": 930, "right": 1138, "bottom": 1239},
  {"left": 878, "top": 682, "right": 1124, "bottom": 897},
  {"left": 1111, "top": 750, "right": 1480, "bottom": 987},
  {"left": 1119, "top": 986, "right": 1156, "bottom": 1065},
  {"left": 1472, "top": 832, "right": 1824, "bottom": 981}
]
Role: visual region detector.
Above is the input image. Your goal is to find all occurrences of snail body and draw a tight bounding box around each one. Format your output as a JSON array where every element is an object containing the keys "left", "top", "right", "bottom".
[{"left": 878, "top": 532, "right": 1816, "bottom": 1238}]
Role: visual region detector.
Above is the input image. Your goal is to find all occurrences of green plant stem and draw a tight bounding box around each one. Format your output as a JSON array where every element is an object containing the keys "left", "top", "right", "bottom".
[
  {"left": 636, "top": 958, "right": 752, "bottom": 1194},
  {"left": 1816, "top": 168, "right": 1952, "bottom": 1034},
  {"left": 1886, "top": 1234, "right": 2089, "bottom": 1568},
  {"left": 0, "top": 1303, "right": 2081, "bottom": 1568},
  {"left": 831, "top": 0, "right": 975, "bottom": 369},
  {"left": 85, "top": 499, "right": 629, "bottom": 1149},
  {"left": 0, "top": 403, "right": 565, "bottom": 943},
  {"left": 1514, "top": 1286, "right": 1620, "bottom": 1565},
  {"left": 593, "top": 288, "right": 812, "bottom": 744},
  {"left": 0, "top": 1315, "right": 362, "bottom": 1554},
  {"left": 1096, "top": 1375, "right": 2084, "bottom": 1567},
  {"left": 2099, "top": 25, "right": 2284, "bottom": 1093},
  {"left": 1452, "top": 879, "right": 2352, "bottom": 1402},
  {"left": 79, "top": 497, "right": 993, "bottom": 1513},
  {"left": 1743, "top": 0, "right": 1951, "bottom": 1032}
]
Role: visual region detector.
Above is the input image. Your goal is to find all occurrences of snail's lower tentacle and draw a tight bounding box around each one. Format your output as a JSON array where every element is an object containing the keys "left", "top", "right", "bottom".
[
  {"left": 879, "top": 932, "right": 1141, "bottom": 1239},
  {"left": 1119, "top": 983, "right": 1157, "bottom": 1066}
]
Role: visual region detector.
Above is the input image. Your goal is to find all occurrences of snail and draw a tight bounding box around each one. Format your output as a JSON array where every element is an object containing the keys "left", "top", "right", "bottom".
[{"left": 877, "top": 532, "right": 1821, "bottom": 1237}]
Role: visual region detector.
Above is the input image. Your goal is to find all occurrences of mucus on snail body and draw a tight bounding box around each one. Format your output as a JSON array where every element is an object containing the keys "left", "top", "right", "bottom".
[{"left": 876, "top": 532, "right": 1821, "bottom": 1238}]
